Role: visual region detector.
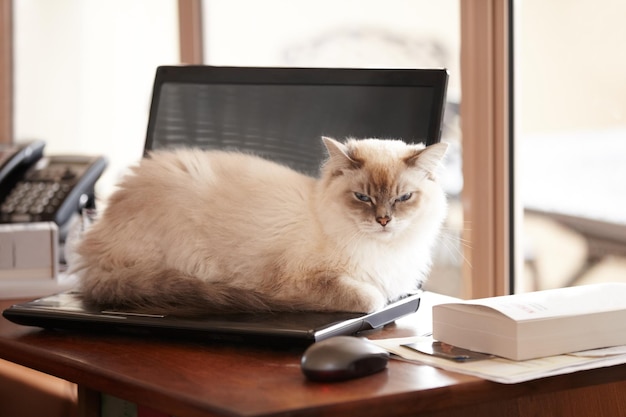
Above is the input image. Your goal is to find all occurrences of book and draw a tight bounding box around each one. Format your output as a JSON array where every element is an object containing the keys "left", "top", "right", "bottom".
[{"left": 432, "top": 283, "right": 626, "bottom": 361}]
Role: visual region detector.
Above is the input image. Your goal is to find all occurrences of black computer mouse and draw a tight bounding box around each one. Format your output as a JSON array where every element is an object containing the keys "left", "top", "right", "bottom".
[{"left": 301, "top": 336, "right": 390, "bottom": 382}]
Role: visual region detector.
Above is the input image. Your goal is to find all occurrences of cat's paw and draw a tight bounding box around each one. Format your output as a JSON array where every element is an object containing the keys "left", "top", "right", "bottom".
[
  {"left": 333, "top": 279, "right": 387, "bottom": 313},
  {"left": 353, "top": 287, "right": 387, "bottom": 313}
]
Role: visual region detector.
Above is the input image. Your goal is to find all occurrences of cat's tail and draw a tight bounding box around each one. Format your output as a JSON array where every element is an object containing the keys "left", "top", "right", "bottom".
[{"left": 77, "top": 267, "right": 291, "bottom": 317}]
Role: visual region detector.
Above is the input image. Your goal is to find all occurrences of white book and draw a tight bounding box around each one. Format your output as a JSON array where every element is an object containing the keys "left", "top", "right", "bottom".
[{"left": 432, "top": 283, "right": 626, "bottom": 361}]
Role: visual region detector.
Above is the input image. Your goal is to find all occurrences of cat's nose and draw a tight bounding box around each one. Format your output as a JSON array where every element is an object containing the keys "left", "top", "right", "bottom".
[{"left": 376, "top": 216, "right": 391, "bottom": 227}]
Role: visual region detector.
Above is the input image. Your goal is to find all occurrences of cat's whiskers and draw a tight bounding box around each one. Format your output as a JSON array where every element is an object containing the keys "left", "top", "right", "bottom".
[{"left": 436, "top": 227, "right": 473, "bottom": 269}]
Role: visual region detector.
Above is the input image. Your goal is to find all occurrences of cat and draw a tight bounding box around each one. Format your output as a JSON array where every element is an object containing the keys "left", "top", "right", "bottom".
[{"left": 72, "top": 137, "right": 448, "bottom": 316}]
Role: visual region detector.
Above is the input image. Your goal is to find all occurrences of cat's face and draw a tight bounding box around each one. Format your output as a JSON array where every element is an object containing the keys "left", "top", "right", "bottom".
[{"left": 319, "top": 137, "right": 448, "bottom": 240}]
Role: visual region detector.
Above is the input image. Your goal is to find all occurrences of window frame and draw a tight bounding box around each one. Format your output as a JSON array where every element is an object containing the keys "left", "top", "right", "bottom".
[
  {"left": 460, "top": 0, "right": 512, "bottom": 298},
  {"left": 0, "top": 0, "right": 12, "bottom": 144},
  {"left": 178, "top": 0, "right": 204, "bottom": 64}
]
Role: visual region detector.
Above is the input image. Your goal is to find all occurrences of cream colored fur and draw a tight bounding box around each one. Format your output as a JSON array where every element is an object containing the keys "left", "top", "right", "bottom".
[{"left": 73, "top": 137, "right": 448, "bottom": 315}]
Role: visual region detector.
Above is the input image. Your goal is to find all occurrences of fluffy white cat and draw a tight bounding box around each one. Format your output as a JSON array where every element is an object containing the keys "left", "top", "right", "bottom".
[{"left": 73, "top": 137, "right": 448, "bottom": 315}]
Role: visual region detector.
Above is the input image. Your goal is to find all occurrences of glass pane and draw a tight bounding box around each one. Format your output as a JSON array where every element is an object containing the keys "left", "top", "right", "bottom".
[
  {"left": 517, "top": 0, "right": 626, "bottom": 292},
  {"left": 203, "top": 0, "right": 464, "bottom": 297}
]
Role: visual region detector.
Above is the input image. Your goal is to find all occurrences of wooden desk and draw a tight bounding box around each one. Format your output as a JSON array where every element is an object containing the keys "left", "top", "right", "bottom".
[{"left": 1, "top": 292, "right": 626, "bottom": 417}]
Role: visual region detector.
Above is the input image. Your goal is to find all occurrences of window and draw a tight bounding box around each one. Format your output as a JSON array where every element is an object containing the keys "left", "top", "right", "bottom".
[{"left": 516, "top": 0, "right": 626, "bottom": 292}]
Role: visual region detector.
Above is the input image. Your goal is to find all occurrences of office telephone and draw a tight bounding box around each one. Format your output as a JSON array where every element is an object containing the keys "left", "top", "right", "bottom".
[{"left": 0, "top": 140, "right": 107, "bottom": 237}]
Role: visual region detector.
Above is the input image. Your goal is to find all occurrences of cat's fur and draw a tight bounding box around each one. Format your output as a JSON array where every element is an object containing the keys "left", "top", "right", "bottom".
[{"left": 73, "top": 137, "right": 448, "bottom": 315}]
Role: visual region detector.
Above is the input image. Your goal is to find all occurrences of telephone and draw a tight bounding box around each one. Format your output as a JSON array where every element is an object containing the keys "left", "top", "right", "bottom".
[{"left": 0, "top": 140, "right": 107, "bottom": 240}]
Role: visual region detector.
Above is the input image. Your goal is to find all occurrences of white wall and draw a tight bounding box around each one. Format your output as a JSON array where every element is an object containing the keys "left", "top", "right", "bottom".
[{"left": 14, "top": 0, "right": 180, "bottom": 195}]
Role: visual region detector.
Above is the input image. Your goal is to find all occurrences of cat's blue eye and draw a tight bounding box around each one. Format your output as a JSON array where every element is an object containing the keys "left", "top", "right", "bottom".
[
  {"left": 396, "top": 193, "right": 413, "bottom": 202},
  {"left": 354, "top": 192, "right": 372, "bottom": 203}
]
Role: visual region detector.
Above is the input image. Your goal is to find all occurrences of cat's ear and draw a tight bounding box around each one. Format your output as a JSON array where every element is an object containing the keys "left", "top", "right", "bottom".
[
  {"left": 322, "top": 136, "right": 350, "bottom": 160},
  {"left": 321, "top": 136, "right": 361, "bottom": 174},
  {"left": 405, "top": 142, "right": 448, "bottom": 175}
]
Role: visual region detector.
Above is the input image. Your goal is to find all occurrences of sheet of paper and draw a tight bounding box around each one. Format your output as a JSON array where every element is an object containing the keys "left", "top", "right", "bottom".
[
  {"left": 569, "top": 345, "right": 626, "bottom": 357},
  {"left": 370, "top": 336, "right": 626, "bottom": 384}
]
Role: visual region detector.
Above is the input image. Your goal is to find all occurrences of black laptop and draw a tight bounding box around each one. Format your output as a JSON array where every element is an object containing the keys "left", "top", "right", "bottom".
[
  {"left": 3, "top": 290, "right": 422, "bottom": 345},
  {"left": 3, "top": 66, "right": 448, "bottom": 345}
]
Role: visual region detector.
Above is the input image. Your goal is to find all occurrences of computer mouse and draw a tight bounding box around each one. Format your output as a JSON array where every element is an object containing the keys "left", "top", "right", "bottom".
[{"left": 301, "top": 336, "right": 390, "bottom": 382}]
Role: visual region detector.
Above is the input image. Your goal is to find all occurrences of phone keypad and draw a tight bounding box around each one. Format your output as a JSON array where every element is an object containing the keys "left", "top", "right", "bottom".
[{"left": 1, "top": 181, "right": 72, "bottom": 222}]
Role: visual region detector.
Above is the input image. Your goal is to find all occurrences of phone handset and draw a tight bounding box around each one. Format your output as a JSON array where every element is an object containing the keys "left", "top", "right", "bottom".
[
  {"left": 0, "top": 141, "right": 46, "bottom": 195},
  {"left": 0, "top": 142, "right": 107, "bottom": 236}
]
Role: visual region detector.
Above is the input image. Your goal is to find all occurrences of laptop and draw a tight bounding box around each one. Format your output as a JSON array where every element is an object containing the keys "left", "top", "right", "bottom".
[
  {"left": 3, "top": 66, "right": 448, "bottom": 345},
  {"left": 3, "top": 290, "right": 421, "bottom": 345}
]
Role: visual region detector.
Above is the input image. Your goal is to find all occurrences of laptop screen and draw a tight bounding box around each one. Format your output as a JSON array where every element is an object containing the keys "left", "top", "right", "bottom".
[{"left": 144, "top": 66, "right": 448, "bottom": 175}]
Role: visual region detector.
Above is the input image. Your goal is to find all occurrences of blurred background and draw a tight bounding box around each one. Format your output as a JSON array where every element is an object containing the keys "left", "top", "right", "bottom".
[{"left": 12, "top": 0, "right": 626, "bottom": 297}]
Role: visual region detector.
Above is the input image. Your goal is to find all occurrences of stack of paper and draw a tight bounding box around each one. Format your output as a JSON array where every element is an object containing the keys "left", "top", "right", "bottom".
[{"left": 371, "top": 335, "right": 626, "bottom": 384}]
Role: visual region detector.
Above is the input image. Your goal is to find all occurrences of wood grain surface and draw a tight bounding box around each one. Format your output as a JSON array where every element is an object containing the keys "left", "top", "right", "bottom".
[{"left": 2, "top": 294, "right": 626, "bottom": 417}]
